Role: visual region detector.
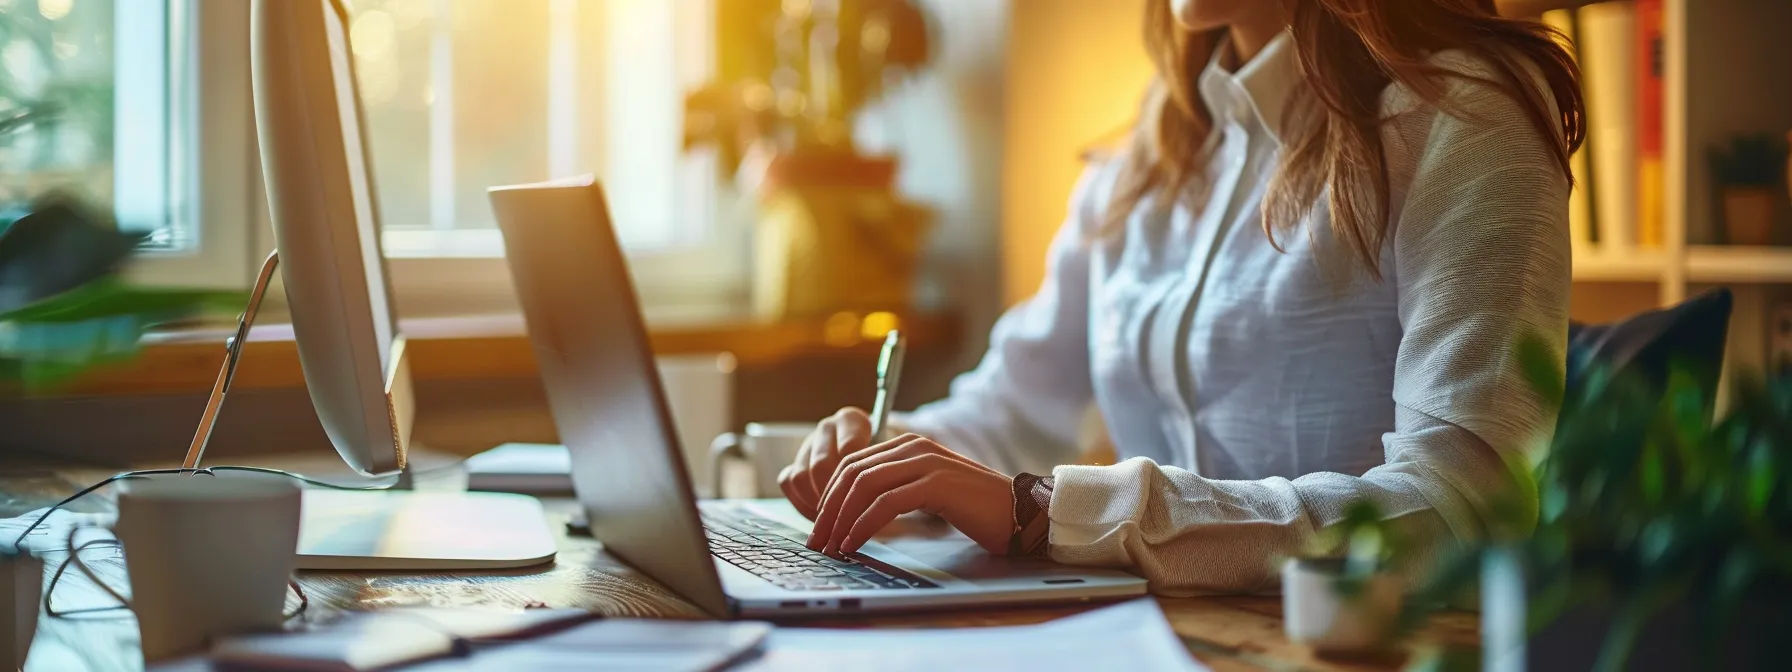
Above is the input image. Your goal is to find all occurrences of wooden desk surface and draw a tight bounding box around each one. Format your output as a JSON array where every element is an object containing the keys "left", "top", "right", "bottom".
[{"left": 8, "top": 475, "right": 1476, "bottom": 672}]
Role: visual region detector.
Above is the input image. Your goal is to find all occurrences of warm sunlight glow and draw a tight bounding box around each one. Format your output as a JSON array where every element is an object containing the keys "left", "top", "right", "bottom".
[
  {"left": 387, "top": 0, "right": 430, "bottom": 30},
  {"left": 824, "top": 312, "right": 861, "bottom": 348},
  {"left": 351, "top": 9, "right": 396, "bottom": 59},
  {"left": 36, "top": 0, "right": 70, "bottom": 21},
  {"left": 860, "top": 312, "right": 900, "bottom": 340}
]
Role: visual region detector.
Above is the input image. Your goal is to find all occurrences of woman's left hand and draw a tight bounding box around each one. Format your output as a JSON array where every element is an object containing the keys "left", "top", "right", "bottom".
[{"left": 806, "top": 434, "right": 1015, "bottom": 556}]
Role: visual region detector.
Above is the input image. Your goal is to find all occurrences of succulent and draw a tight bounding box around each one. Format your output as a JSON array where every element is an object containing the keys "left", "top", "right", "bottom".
[{"left": 1708, "top": 134, "right": 1788, "bottom": 188}]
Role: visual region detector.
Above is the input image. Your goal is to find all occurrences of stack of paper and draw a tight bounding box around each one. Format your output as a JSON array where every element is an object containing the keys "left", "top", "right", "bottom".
[{"left": 740, "top": 599, "right": 1205, "bottom": 671}]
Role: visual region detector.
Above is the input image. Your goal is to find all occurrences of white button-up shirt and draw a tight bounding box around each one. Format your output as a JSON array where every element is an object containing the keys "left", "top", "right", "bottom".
[{"left": 904, "top": 32, "right": 1570, "bottom": 594}]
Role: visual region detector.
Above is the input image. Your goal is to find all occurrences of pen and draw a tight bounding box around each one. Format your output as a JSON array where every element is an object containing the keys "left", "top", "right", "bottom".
[{"left": 868, "top": 330, "right": 906, "bottom": 443}]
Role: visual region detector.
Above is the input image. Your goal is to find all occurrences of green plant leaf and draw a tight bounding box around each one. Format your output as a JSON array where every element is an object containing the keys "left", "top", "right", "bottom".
[
  {"left": 1517, "top": 330, "right": 1564, "bottom": 409},
  {"left": 0, "top": 277, "right": 245, "bottom": 324}
]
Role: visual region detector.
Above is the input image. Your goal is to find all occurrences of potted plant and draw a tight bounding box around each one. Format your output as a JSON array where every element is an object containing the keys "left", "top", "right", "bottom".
[
  {"left": 682, "top": 0, "right": 935, "bottom": 319},
  {"left": 1282, "top": 501, "right": 1409, "bottom": 658},
  {"left": 1406, "top": 334, "right": 1792, "bottom": 671},
  {"left": 1708, "top": 134, "right": 1787, "bottom": 246},
  {"left": 0, "top": 194, "right": 245, "bottom": 391}
]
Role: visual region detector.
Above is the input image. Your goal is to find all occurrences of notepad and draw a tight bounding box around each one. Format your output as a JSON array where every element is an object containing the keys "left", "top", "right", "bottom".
[
  {"left": 205, "top": 608, "right": 770, "bottom": 672},
  {"left": 463, "top": 443, "right": 573, "bottom": 494}
]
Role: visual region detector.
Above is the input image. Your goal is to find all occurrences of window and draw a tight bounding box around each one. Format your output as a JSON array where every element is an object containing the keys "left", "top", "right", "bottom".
[
  {"left": 275, "top": 0, "right": 742, "bottom": 314},
  {"left": 4, "top": 0, "right": 740, "bottom": 313}
]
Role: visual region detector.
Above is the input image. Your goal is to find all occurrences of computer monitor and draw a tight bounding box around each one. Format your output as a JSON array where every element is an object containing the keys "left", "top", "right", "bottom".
[
  {"left": 251, "top": 0, "right": 409, "bottom": 477},
  {"left": 250, "top": 0, "right": 555, "bottom": 570}
]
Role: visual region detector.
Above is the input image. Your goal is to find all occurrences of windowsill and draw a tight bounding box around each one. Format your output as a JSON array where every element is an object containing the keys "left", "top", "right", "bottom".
[{"left": 17, "top": 306, "right": 962, "bottom": 398}]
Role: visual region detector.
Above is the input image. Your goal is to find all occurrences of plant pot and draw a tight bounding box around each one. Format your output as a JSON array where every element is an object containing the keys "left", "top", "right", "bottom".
[
  {"left": 748, "top": 151, "right": 931, "bottom": 319},
  {"left": 1480, "top": 550, "right": 1789, "bottom": 671},
  {"left": 1722, "top": 186, "right": 1777, "bottom": 246},
  {"left": 2, "top": 552, "right": 42, "bottom": 670},
  {"left": 1282, "top": 557, "right": 1404, "bottom": 656}
]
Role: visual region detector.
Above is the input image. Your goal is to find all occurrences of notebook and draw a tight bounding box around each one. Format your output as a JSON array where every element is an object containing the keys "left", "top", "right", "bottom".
[{"left": 463, "top": 443, "right": 573, "bottom": 494}]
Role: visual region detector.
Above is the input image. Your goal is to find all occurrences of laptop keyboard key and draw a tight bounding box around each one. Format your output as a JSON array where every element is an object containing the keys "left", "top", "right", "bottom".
[{"left": 702, "top": 510, "right": 939, "bottom": 592}]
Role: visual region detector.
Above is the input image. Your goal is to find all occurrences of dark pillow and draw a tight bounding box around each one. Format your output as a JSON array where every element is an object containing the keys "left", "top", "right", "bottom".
[{"left": 1565, "top": 288, "right": 1733, "bottom": 400}]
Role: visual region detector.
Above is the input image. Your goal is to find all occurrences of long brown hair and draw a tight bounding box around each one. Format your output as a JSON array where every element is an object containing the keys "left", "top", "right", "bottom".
[{"left": 1106, "top": 0, "right": 1586, "bottom": 280}]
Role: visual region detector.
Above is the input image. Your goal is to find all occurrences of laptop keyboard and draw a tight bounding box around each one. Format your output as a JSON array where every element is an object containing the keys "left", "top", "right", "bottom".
[{"left": 701, "top": 508, "right": 938, "bottom": 591}]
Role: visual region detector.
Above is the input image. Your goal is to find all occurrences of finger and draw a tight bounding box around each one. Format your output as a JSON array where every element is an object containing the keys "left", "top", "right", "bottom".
[
  {"left": 819, "top": 432, "right": 908, "bottom": 515},
  {"left": 836, "top": 408, "right": 873, "bottom": 455},
  {"left": 839, "top": 476, "right": 942, "bottom": 554},
  {"left": 808, "top": 435, "right": 928, "bottom": 549},
  {"left": 824, "top": 453, "right": 953, "bottom": 556},
  {"left": 804, "top": 416, "right": 845, "bottom": 501},
  {"left": 778, "top": 464, "right": 818, "bottom": 519}
]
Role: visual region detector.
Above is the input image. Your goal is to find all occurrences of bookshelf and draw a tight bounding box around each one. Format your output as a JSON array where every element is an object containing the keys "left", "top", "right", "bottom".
[{"left": 1508, "top": 0, "right": 1792, "bottom": 388}]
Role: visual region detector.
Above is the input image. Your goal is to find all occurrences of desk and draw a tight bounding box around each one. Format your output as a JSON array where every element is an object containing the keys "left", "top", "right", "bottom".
[{"left": 8, "top": 473, "right": 1477, "bottom": 672}]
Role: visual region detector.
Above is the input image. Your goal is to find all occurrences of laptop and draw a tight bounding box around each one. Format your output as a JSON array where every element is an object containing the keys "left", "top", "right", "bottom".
[{"left": 488, "top": 177, "right": 1147, "bottom": 618}]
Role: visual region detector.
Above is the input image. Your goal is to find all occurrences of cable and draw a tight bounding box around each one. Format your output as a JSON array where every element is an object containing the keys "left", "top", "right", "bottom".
[
  {"left": 44, "top": 535, "right": 311, "bottom": 622},
  {"left": 14, "top": 460, "right": 468, "bottom": 622},
  {"left": 8, "top": 466, "right": 395, "bottom": 552},
  {"left": 43, "top": 537, "right": 127, "bottom": 618}
]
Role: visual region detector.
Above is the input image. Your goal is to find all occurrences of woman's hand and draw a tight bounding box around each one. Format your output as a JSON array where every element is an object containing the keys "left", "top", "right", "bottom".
[
  {"left": 778, "top": 408, "right": 877, "bottom": 520},
  {"left": 806, "top": 434, "right": 1015, "bottom": 556}
]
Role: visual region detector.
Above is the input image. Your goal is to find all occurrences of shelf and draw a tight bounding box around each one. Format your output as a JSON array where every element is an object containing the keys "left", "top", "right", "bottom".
[
  {"left": 1686, "top": 246, "right": 1792, "bottom": 284},
  {"left": 1572, "top": 249, "right": 1669, "bottom": 282}
]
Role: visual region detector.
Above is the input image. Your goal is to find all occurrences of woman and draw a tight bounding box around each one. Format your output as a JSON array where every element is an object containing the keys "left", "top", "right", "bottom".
[{"left": 781, "top": 0, "right": 1583, "bottom": 594}]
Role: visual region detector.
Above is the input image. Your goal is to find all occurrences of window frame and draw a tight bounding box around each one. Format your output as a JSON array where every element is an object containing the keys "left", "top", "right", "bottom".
[
  {"left": 122, "top": 0, "right": 258, "bottom": 290},
  {"left": 134, "top": 0, "right": 745, "bottom": 316}
]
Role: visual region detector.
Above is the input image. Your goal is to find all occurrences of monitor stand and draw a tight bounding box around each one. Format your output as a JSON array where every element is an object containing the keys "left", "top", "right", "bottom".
[
  {"left": 294, "top": 486, "right": 558, "bottom": 571},
  {"left": 184, "top": 252, "right": 559, "bottom": 571}
]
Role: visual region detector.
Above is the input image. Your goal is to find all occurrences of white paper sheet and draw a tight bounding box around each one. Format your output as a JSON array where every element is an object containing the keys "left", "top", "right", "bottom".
[{"left": 739, "top": 598, "right": 1206, "bottom": 671}]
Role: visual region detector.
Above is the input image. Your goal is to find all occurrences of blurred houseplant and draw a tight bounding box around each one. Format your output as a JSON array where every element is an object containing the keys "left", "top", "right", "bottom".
[
  {"left": 1708, "top": 134, "right": 1787, "bottom": 246},
  {"left": 0, "top": 5, "right": 243, "bottom": 391},
  {"left": 1403, "top": 334, "right": 1792, "bottom": 671},
  {"left": 0, "top": 196, "right": 244, "bottom": 391},
  {"left": 683, "top": 0, "right": 933, "bottom": 319}
]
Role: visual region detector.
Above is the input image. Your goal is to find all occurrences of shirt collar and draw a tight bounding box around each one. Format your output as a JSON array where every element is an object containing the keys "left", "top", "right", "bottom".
[{"left": 1196, "top": 30, "right": 1301, "bottom": 144}]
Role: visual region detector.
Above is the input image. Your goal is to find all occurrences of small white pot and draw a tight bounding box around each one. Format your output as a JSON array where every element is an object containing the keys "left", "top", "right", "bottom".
[{"left": 1282, "top": 558, "right": 1404, "bottom": 654}]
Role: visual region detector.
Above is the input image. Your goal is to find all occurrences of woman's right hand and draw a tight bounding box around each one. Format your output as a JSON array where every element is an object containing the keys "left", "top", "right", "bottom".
[{"left": 778, "top": 407, "right": 876, "bottom": 520}]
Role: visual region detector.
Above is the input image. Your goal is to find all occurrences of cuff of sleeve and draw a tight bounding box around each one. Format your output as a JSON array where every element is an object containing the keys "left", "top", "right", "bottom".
[{"left": 1047, "top": 458, "right": 1158, "bottom": 548}]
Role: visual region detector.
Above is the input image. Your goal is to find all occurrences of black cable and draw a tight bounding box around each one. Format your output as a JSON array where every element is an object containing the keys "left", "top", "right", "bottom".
[
  {"left": 43, "top": 537, "right": 128, "bottom": 618},
  {"left": 43, "top": 536, "right": 312, "bottom": 622},
  {"left": 15, "top": 460, "right": 474, "bottom": 623},
  {"left": 8, "top": 466, "right": 395, "bottom": 552}
]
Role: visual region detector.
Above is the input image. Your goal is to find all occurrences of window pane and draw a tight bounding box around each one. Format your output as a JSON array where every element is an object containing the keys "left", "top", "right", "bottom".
[
  {"left": 349, "top": 0, "right": 713, "bottom": 254},
  {"left": 0, "top": 0, "right": 184, "bottom": 249}
]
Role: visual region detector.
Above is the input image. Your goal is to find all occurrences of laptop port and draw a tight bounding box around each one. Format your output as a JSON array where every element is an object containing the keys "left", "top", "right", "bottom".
[{"left": 841, "top": 598, "right": 862, "bottom": 609}]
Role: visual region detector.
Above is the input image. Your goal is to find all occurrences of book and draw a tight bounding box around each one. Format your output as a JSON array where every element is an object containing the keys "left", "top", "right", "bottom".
[
  {"left": 1542, "top": 9, "right": 1595, "bottom": 250},
  {"left": 464, "top": 443, "right": 573, "bottom": 494},
  {"left": 1579, "top": 1, "right": 1640, "bottom": 252},
  {"left": 1635, "top": 0, "right": 1666, "bottom": 249}
]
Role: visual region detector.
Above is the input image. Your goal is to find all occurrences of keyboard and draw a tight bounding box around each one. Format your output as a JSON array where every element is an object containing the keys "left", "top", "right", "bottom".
[{"left": 701, "top": 508, "right": 938, "bottom": 592}]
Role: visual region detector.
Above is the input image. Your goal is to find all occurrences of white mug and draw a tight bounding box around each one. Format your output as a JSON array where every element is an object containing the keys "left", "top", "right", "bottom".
[
  {"left": 72, "top": 473, "right": 302, "bottom": 662},
  {"left": 708, "top": 422, "right": 813, "bottom": 499}
]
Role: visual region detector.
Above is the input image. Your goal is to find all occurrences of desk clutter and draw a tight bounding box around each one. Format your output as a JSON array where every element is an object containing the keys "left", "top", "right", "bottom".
[
  {"left": 152, "top": 608, "right": 771, "bottom": 672},
  {"left": 144, "top": 600, "right": 1195, "bottom": 672}
]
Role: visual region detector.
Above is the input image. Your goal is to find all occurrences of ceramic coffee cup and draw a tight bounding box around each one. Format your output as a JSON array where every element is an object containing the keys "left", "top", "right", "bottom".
[
  {"left": 708, "top": 422, "right": 813, "bottom": 499},
  {"left": 70, "top": 473, "right": 302, "bottom": 662}
]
